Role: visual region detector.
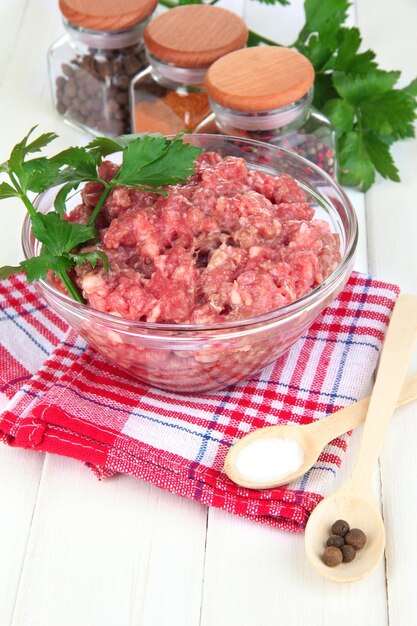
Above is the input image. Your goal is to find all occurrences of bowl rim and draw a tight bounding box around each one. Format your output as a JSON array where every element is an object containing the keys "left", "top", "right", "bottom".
[{"left": 22, "top": 134, "right": 358, "bottom": 333}]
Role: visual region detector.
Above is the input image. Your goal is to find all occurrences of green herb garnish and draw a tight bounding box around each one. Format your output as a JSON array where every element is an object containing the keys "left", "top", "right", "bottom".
[{"left": 0, "top": 129, "right": 202, "bottom": 302}]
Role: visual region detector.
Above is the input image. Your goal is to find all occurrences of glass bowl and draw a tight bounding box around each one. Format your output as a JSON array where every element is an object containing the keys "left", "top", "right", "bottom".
[{"left": 22, "top": 135, "right": 357, "bottom": 392}]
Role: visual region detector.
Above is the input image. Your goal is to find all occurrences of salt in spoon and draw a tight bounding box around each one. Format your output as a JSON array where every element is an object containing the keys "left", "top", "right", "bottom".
[
  {"left": 304, "top": 294, "right": 417, "bottom": 583},
  {"left": 224, "top": 372, "right": 417, "bottom": 490}
]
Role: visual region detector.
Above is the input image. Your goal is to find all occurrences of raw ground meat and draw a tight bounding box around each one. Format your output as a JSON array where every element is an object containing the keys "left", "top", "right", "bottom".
[{"left": 70, "top": 154, "right": 341, "bottom": 324}]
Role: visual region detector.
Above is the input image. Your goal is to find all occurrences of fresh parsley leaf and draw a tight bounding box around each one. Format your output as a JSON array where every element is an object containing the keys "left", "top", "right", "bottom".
[
  {"left": 312, "top": 74, "right": 339, "bottom": 109},
  {"left": 21, "top": 253, "right": 73, "bottom": 282},
  {"left": 20, "top": 157, "right": 61, "bottom": 193},
  {"left": 7, "top": 127, "right": 57, "bottom": 181},
  {"left": 86, "top": 136, "right": 125, "bottom": 158},
  {"left": 362, "top": 134, "right": 400, "bottom": 183},
  {"left": 323, "top": 98, "right": 355, "bottom": 133},
  {"left": 8, "top": 127, "right": 36, "bottom": 180},
  {"left": 31, "top": 212, "right": 97, "bottom": 256},
  {"left": 0, "top": 182, "right": 19, "bottom": 199},
  {"left": 51, "top": 147, "right": 99, "bottom": 179},
  {"left": 360, "top": 90, "right": 416, "bottom": 139},
  {"left": 298, "top": 19, "right": 341, "bottom": 71},
  {"left": 24, "top": 131, "right": 58, "bottom": 155},
  {"left": 338, "top": 131, "right": 375, "bottom": 191},
  {"left": 298, "top": 0, "right": 350, "bottom": 42},
  {"left": 86, "top": 134, "right": 162, "bottom": 158},
  {"left": 70, "top": 250, "right": 110, "bottom": 271},
  {"left": 0, "top": 265, "right": 21, "bottom": 279},
  {"left": 117, "top": 136, "right": 202, "bottom": 188},
  {"left": 403, "top": 78, "right": 417, "bottom": 97},
  {"left": 333, "top": 69, "right": 401, "bottom": 104},
  {"left": 54, "top": 181, "right": 81, "bottom": 216},
  {"left": 0, "top": 252, "right": 73, "bottom": 282}
]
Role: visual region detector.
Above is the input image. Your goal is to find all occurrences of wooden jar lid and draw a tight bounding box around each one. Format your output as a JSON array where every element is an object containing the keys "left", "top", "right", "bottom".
[
  {"left": 205, "top": 47, "right": 315, "bottom": 111},
  {"left": 143, "top": 5, "right": 248, "bottom": 68},
  {"left": 59, "top": 0, "right": 158, "bottom": 32}
]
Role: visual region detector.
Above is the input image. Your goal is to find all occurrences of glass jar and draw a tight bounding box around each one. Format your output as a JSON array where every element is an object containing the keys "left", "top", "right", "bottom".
[
  {"left": 197, "top": 47, "right": 337, "bottom": 177},
  {"left": 48, "top": 0, "right": 158, "bottom": 137},
  {"left": 130, "top": 5, "right": 248, "bottom": 135}
]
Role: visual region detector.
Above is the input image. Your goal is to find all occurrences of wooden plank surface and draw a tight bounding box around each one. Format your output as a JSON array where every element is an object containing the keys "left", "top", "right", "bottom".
[
  {"left": 356, "top": 1, "right": 417, "bottom": 625},
  {"left": 11, "top": 456, "right": 207, "bottom": 626}
]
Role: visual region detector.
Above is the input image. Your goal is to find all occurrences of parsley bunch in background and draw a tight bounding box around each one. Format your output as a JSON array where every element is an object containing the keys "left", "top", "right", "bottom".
[
  {"left": 292, "top": 0, "right": 416, "bottom": 190},
  {"left": 162, "top": 0, "right": 417, "bottom": 191},
  {"left": 0, "top": 129, "right": 202, "bottom": 302}
]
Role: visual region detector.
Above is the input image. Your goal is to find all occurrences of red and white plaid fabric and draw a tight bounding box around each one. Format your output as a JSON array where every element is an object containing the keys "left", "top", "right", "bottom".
[{"left": 0, "top": 272, "right": 399, "bottom": 531}]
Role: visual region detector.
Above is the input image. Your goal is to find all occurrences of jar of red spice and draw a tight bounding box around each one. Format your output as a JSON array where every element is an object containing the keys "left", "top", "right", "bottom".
[
  {"left": 48, "top": 0, "right": 157, "bottom": 137},
  {"left": 196, "top": 47, "right": 337, "bottom": 177},
  {"left": 130, "top": 5, "right": 248, "bottom": 135}
]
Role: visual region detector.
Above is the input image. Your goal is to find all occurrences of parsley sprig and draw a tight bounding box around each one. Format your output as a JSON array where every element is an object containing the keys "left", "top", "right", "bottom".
[
  {"left": 0, "top": 129, "right": 202, "bottom": 301},
  {"left": 293, "top": 0, "right": 416, "bottom": 190}
]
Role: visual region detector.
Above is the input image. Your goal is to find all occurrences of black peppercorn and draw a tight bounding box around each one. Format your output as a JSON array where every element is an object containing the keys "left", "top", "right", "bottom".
[
  {"left": 331, "top": 519, "right": 350, "bottom": 537},
  {"left": 322, "top": 546, "right": 343, "bottom": 567},
  {"left": 341, "top": 544, "right": 356, "bottom": 563},
  {"left": 345, "top": 528, "right": 367, "bottom": 550},
  {"left": 326, "top": 534, "right": 345, "bottom": 548}
]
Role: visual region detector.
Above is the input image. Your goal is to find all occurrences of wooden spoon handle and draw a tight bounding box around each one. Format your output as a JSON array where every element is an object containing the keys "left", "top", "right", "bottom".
[
  {"left": 349, "top": 295, "right": 417, "bottom": 491},
  {"left": 310, "top": 372, "right": 417, "bottom": 444}
]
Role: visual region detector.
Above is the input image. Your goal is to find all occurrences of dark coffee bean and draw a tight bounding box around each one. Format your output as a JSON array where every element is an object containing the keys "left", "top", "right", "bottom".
[
  {"left": 97, "top": 118, "right": 109, "bottom": 132},
  {"left": 61, "top": 92, "right": 72, "bottom": 107},
  {"left": 345, "top": 528, "right": 367, "bottom": 550},
  {"left": 108, "top": 119, "right": 125, "bottom": 134},
  {"left": 98, "top": 61, "right": 114, "bottom": 78},
  {"left": 84, "top": 83, "right": 97, "bottom": 98},
  {"left": 111, "top": 60, "right": 123, "bottom": 74},
  {"left": 341, "top": 544, "right": 356, "bottom": 563},
  {"left": 64, "top": 79, "right": 77, "bottom": 98},
  {"left": 114, "top": 74, "right": 130, "bottom": 89},
  {"left": 116, "top": 91, "right": 129, "bottom": 105},
  {"left": 326, "top": 535, "right": 344, "bottom": 548},
  {"left": 61, "top": 63, "right": 74, "bottom": 78},
  {"left": 115, "top": 109, "right": 128, "bottom": 121},
  {"left": 68, "top": 105, "right": 80, "bottom": 118},
  {"left": 92, "top": 97, "right": 104, "bottom": 112},
  {"left": 56, "top": 101, "right": 67, "bottom": 115},
  {"left": 323, "top": 546, "right": 343, "bottom": 567},
  {"left": 123, "top": 56, "right": 141, "bottom": 75},
  {"left": 56, "top": 75, "right": 66, "bottom": 89},
  {"left": 107, "top": 99, "right": 120, "bottom": 114},
  {"left": 85, "top": 116, "right": 98, "bottom": 128},
  {"left": 331, "top": 519, "right": 350, "bottom": 537},
  {"left": 80, "top": 102, "right": 92, "bottom": 116}
]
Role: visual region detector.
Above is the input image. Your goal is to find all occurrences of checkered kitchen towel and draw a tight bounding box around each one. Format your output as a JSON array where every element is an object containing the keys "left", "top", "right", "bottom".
[{"left": 0, "top": 272, "right": 399, "bottom": 532}]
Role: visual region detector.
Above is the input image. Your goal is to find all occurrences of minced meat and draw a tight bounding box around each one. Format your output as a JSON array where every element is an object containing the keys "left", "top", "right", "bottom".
[{"left": 71, "top": 153, "right": 341, "bottom": 324}]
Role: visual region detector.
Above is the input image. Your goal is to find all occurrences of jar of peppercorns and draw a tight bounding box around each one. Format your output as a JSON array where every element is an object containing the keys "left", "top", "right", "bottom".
[
  {"left": 130, "top": 5, "right": 248, "bottom": 135},
  {"left": 48, "top": 0, "right": 158, "bottom": 137},
  {"left": 196, "top": 47, "right": 337, "bottom": 177}
]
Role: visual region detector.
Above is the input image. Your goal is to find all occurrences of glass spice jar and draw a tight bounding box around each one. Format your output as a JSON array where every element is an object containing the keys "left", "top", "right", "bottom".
[
  {"left": 48, "top": 0, "right": 158, "bottom": 137},
  {"left": 196, "top": 47, "right": 337, "bottom": 177},
  {"left": 130, "top": 5, "right": 248, "bottom": 135}
]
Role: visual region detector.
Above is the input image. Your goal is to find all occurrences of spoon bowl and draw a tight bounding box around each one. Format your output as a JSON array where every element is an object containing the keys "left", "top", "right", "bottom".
[
  {"left": 304, "top": 294, "right": 417, "bottom": 582},
  {"left": 224, "top": 373, "right": 417, "bottom": 489},
  {"left": 224, "top": 423, "right": 323, "bottom": 489},
  {"left": 305, "top": 483, "right": 385, "bottom": 582}
]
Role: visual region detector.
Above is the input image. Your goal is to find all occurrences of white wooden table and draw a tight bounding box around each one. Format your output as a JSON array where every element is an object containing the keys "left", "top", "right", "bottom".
[{"left": 0, "top": 1, "right": 416, "bottom": 624}]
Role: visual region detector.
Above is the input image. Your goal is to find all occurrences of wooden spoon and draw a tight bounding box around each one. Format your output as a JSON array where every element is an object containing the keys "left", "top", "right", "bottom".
[
  {"left": 305, "top": 294, "right": 417, "bottom": 582},
  {"left": 224, "top": 373, "right": 417, "bottom": 490}
]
